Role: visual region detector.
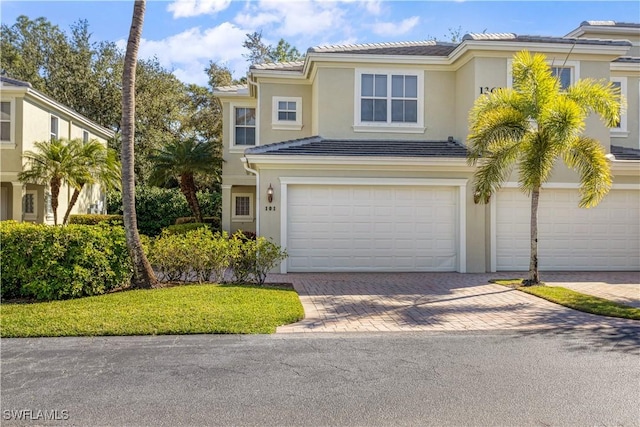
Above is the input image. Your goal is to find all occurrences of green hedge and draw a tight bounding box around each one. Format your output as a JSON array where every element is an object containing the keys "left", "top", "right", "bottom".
[
  {"left": 69, "top": 214, "right": 123, "bottom": 226},
  {"left": 164, "top": 223, "right": 211, "bottom": 235},
  {"left": 1, "top": 221, "right": 132, "bottom": 301},
  {"left": 107, "top": 186, "right": 221, "bottom": 236}
]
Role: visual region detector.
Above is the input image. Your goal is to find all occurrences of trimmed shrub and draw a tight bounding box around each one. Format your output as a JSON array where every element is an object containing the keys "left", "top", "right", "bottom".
[
  {"left": 230, "top": 235, "right": 287, "bottom": 286},
  {"left": 164, "top": 223, "right": 210, "bottom": 235},
  {"left": 175, "top": 216, "right": 221, "bottom": 229},
  {"left": 107, "top": 186, "right": 221, "bottom": 236},
  {"left": 69, "top": 214, "right": 123, "bottom": 226},
  {"left": 0, "top": 221, "right": 132, "bottom": 301}
]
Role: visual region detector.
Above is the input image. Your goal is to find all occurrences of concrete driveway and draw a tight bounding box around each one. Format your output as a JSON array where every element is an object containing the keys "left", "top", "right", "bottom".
[{"left": 270, "top": 272, "right": 640, "bottom": 333}]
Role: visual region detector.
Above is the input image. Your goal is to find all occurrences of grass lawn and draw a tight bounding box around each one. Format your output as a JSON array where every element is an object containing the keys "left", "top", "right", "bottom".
[
  {"left": 491, "top": 279, "right": 640, "bottom": 321},
  {"left": 0, "top": 284, "right": 304, "bottom": 337}
]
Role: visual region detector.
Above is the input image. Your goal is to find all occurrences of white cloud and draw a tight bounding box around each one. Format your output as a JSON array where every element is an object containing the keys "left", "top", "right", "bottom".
[
  {"left": 118, "top": 22, "right": 249, "bottom": 85},
  {"left": 363, "top": 0, "right": 382, "bottom": 16},
  {"left": 234, "top": 11, "right": 280, "bottom": 29},
  {"left": 167, "top": 0, "right": 232, "bottom": 18},
  {"left": 371, "top": 16, "right": 420, "bottom": 36}
]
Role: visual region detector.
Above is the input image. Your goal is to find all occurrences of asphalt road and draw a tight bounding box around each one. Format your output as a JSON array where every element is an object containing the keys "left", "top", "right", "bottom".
[{"left": 2, "top": 328, "right": 639, "bottom": 426}]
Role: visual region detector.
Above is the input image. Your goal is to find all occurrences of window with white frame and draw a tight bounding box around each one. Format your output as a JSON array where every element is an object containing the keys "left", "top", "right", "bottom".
[
  {"left": 83, "top": 130, "right": 90, "bottom": 143},
  {"left": 50, "top": 115, "right": 59, "bottom": 140},
  {"left": 507, "top": 60, "right": 579, "bottom": 91},
  {"left": 551, "top": 67, "right": 572, "bottom": 91},
  {"left": 272, "top": 97, "right": 302, "bottom": 130},
  {"left": 234, "top": 107, "right": 256, "bottom": 146},
  {"left": 610, "top": 77, "right": 627, "bottom": 134},
  {"left": 232, "top": 193, "right": 253, "bottom": 221},
  {"left": 355, "top": 70, "right": 424, "bottom": 132},
  {"left": 1, "top": 100, "right": 13, "bottom": 143},
  {"left": 23, "top": 191, "right": 37, "bottom": 218}
]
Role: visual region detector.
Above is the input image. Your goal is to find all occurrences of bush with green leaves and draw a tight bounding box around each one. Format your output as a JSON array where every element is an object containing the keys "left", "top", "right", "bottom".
[
  {"left": 164, "top": 223, "right": 210, "bottom": 235},
  {"left": 0, "top": 221, "right": 132, "bottom": 301},
  {"left": 69, "top": 214, "right": 123, "bottom": 226},
  {"left": 107, "top": 186, "right": 221, "bottom": 236},
  {"left": 230, "top": 234, "right": 288, "bottom": 286}
]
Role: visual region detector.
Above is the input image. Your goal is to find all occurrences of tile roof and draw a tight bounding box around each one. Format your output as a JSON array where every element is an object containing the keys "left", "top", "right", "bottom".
[
  {"left": 0, "top": 75, "right": 32, "bottom": 87},
  {"left": 244, "top": 136, "right": 468, "bottom": 158},
  {"left": 213, "top": 84, "right": 248, "bottom": 93},
  {"left": 611, "top": 145, "right": 640, "bottom": 161},
  {"left": 308, "top": 40, "right": 457, "bottom": 56},
  {"left": 581, "top": 21, "right": 640, "bottom": 28},
  {"left": 613, "top": 56, "right": 640, "bottom": 63},
  {"left": 250, "top": 61, "right": 305, "bottom": 71},
  {"left": 462, "top": 34, "right": 632, "bottom": 47}
]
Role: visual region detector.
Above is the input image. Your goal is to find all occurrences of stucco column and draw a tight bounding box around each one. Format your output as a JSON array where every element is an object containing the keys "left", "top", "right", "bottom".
[
  {"left": 221, "top": 185, "right": 232, "bottom": 233},
  {"left": 11, "top": 181, "right": 23, "bottom": 222}
]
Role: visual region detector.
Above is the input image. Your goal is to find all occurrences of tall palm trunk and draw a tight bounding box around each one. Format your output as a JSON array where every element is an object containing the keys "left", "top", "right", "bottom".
[
  {"left": 525, "top": 186, "right": 541, "bottom": 285},
  {"left": 63, "top": 185, "right": 83, "bottom": 225},
  {"left": 121, "top": 0, "right": 157, "bottom": 289},
  {"left": 179, "top": 173, "right": 202, "bottom": 223},
  {"left": 49, "top": 177, "right": 61, "bottom": 225}
]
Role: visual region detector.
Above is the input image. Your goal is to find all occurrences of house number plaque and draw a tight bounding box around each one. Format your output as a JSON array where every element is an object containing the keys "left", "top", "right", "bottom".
[{"left": 265, "top": 206, "right": 276, "bottom": 211}]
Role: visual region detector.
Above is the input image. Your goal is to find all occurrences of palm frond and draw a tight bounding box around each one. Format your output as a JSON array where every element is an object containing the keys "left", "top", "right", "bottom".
[
  {"left": 566, "top": 79, "right": 624, "bottom": 128},
  {"left": 562, "top": 136, "right": 612, "bottom": 208},
  {"left": 472, "top": 139, "right": 522, "bottom": 204}
]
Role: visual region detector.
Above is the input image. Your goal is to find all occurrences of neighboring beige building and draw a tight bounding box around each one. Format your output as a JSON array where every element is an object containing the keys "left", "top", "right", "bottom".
[
  {"left": 214, "top": 21, "right": 640, "bottom": 273},
  {"left": 0, "top": 76, "right": 115, "bottom": 224}
]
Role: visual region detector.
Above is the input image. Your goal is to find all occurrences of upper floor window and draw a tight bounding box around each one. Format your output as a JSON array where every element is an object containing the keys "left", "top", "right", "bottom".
[
  {"left": 610, "top": 77, "right": 627, "bottom": 135},
  {"left": 551, "top": 67, "right": 572, "bottom": 91},
  {"left": 272, "top": 97, "right": 302, "bottom": 130},
  {"left": 0, "top": 101, "right": 11, "bottom": 143},
  {"left": 83, "top": 130, "right": 89, "bottom": 143},
  {"left": 234, "top": 107, "right": 256, "bottom": 146},
  {"left": 354, "top": 70, "right": 424, "bottom": 133},
  {"left": 50, "top": 115, "right": 59, "bottom": 140}
]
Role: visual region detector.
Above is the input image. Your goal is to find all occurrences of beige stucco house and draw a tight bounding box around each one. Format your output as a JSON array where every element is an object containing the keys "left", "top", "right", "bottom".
[
  {"left": 0, "top": 76, "right": 115, "bottom": 224},
  {"left": 214, "top": 21, "right": 640, "bottom": 274}
]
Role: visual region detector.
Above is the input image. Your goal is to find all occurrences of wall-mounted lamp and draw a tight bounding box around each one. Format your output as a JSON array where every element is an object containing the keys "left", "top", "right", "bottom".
[{"left": 267, "top": 184, "right": 274, "bottom": 203}]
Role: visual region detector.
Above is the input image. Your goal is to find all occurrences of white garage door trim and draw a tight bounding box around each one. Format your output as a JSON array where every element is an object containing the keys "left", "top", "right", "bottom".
[
  {"left": 279, "top": 177, "right": 468, "bottom": 273},
  {"left": 490, "top": 182, "right": 640, "bottom": 272}
]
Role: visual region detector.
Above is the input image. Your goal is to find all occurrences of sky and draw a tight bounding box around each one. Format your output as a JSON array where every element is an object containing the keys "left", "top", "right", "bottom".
[{"left": 1, "top": 1, "right": 639, "bottom": 86}]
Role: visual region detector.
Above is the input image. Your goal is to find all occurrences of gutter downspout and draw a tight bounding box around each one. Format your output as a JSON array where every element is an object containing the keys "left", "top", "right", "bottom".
[{"left": 242, "top": 157, "right": 259, "bottom": 236}]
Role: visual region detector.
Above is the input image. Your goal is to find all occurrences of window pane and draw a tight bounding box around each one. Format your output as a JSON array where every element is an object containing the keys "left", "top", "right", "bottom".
[
  {"left": 361, "top": 99, "right": 374, "bottom": 122},
  {"left": 0, "top": 122, "right": 10, "bottom": 141},
  {"left": 235, "top": 127, "right": 246, "bottom": 145},
  {"left": 83, "top": 131, "right": 89, "bottom": 143},
  {"left": 392, "top": 75, "right": 404, "bottom": 97},
  {"left": 612, "top": 81, "right": 622, "bottom": 128},
  {"left": 23, "top": 194, "right": 34, "bottom": 214},
  {"left": 552, "top": 67, "right": 571, "bottom": 90},
  {"left": 245, "top": 127, "right": 255, "bottom": 145},
  {"left": 374, "top": 75, "right": 387, "bottom": 97},
  {"left": 287, "top": 102, "right": 296, "bottom": 110},
  {"left": 0, "top": 102, "right": 10, "bottom": 120},
  {"left": 405, "top": 76, "right": 417, "bottom": 98},
  {"left": 278, "top": 101, "right": 287, "bottom": 110},
  {"left": 361, "top": 74, "right": 373, "bottom": 97},
  {"left": 235, "top": 196, "right": 250, "bottom": 216},
  {"left": 278, "top": 111, "right": 286, "bottom": 121},
  {"left": 405, "top": 100, "right": 417, "bottom": 122},
  {"left": 235, "top": 108, "right": 246, "bottom": 125},
  {"left": 245, "top": 108, "right": 256, "bottom": 125},
  {"left": 51, "top": 117, "right": 58, "bottom": 134},
  {"left": 286, "top": 112, "right": 296, "bottom": 121},
  {"left": 391, "top": 100, "right": 404, "bottom": 122},
  {"left": 373, "top": 99, "right": 387, "bottom": 122}
]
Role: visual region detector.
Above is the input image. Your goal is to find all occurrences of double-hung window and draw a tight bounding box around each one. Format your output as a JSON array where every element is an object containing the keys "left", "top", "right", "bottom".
[
  {"left": 50, "top": 115, "right": 59, "bottom": 140},
  {"left": 83, "top": 130, "right": 90, "bottom": 144},
  {"left": 551, "top": 67, "right": 572, "bottom": 91},
  {"left": 355, "top": 70, "right": 423, "bottom": 132},
  {"left": 234, "top": 107, "right": 256, "bottom": 146},
  {"left": 272, "top": 96, "right": 302, "bottom": 130},
  {"left": 610, "top": 77, "right": 627, "bottom": 135},
  {"left": 1, "top": 100, "right": 13, "bottom": 144}
]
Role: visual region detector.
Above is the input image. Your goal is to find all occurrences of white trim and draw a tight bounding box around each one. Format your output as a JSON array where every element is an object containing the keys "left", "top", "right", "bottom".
[
  {"left": 278, "top": 177, "right": 468, "bottom": 273},
  {"left": 500, "top": 182, "right": 640, "bottom": 190},
  {"left": 0, "top": 98, "right": 15, "bottom": 147},
  {"left": 232, "top": 193, "right": 254, "bottom": 222},
  {"left": 241, "top": 159, "right": 259, "bottom": 235},
  {"left": 490, "top": 197, "right": 497, "bottom": 273},
  {"left": 354, "top": 68, "right": 424, "bottom": 131},
  {"left": 245, "top": 155, "right": 473, "bottom": 169},
  {"left": 272, "top": 96, "right": 302, "bottom": 130},
  {"left": 230, "top": 101, "right": 258, "bottom": 148},
  {"left": 610, "top": 76, "right": 628, "bottom": 135},
  {"left": 50, "top": 114, "right": 59, "bottom": 140}
]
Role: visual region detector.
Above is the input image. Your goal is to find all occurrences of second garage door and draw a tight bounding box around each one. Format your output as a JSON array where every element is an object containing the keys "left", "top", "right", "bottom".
[{"left": 286, "top": 185, "right": 458, "bottom": 272}]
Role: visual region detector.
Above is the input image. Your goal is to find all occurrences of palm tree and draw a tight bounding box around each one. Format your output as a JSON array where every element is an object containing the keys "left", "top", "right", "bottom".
[
  {"left": 149, "top": 138, "right": 217, "bottom": 223},
  {"left": 19, "top": 138, "right": 87, "bottom": 225},
  {"left": 62, "top": 140, "right": 121, "bottom": 225},
  {"left": 121, "top": 0, "right": 157, "bottom": 288},
  {"left": 467, "top": 50, "right": 621, "bottom": 285}
]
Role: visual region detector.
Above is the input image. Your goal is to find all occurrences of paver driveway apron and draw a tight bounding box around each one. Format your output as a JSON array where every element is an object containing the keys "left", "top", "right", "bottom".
[{"left": 270, "top": 272, "right": 640, "bottom": 333}]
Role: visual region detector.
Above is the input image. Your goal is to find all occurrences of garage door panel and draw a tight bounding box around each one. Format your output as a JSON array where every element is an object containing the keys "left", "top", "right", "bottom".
[
  {"left": 497, "top": 189, "right": 640, "bottom": 271},
  {"left": 287, "top": 184, "right": 458, "bottom": 272}
]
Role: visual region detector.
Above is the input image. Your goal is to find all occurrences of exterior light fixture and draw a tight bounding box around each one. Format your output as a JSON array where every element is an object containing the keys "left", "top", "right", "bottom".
[{"left": 267, "top": 184, "right": 274, "bottom": 203}]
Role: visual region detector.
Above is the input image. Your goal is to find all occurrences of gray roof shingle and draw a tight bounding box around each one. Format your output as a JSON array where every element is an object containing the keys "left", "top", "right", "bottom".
[
  {"left": 244, "top": 136, "right": 468, "bottom": 158},
  {"left": 308, "top": 40, "right": 457, "bottom": 56},
  {"left": 613, "top": 56, "right": 640, "bottom": 63},
  {"left": 463, "top": 33, "right": 631, "bottom": 47},
  {"left": 611, "top": 145, "right": 640, "bottom": 160},
  {"left": 0, "top": 75, "right": 32, "bottom": 87},
  {"left": 580, "top": 21, "right": 640, "bottom": 28}
]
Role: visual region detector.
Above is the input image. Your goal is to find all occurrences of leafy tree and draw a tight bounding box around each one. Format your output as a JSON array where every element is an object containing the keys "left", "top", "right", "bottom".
[
  {"left": 62, "top": 140, "right": 121, "bottom": 225},
  {"left": 270, "top": 39, "right": 303, "bottom": 62},
  {"left": 467, "top": 50, "right": 620, "bottom": 285},
  {"left": 242, "top": 31, "right": 304, "bottom": 65},
  {"left": 18, "top": 139, "right": 87, "bottom": 225},
  {"left": 149, "top": 138, "right": 219, "bottom": 223},
  {"left": 121, "top": 0, "right": 157, "bottom": 289}
]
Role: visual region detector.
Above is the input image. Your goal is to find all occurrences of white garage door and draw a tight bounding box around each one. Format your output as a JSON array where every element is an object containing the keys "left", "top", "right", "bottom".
[
  {"left": 286, "top": 185, "right": 458, "bottom": 272},
  {"left": 496, "top": 188, "right": 640, "bottom": 271}
]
